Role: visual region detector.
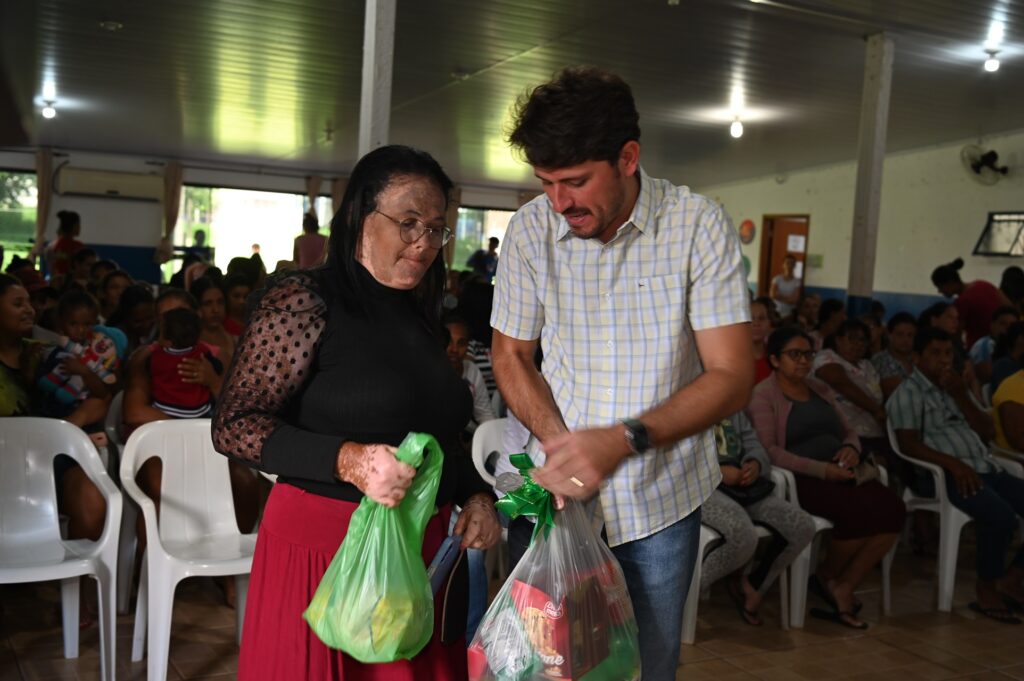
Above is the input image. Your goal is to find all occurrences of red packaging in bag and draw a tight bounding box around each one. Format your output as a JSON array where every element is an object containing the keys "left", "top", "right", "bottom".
[
  {"left": 510, "top": 577, "right": 609, "bottom": 680},
  {"left": 579, "top": 560, "right": 633, "bottom": 627}
]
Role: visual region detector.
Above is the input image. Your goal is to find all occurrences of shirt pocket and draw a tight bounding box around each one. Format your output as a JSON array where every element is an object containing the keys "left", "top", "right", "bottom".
[{"left": 634, "top": 273, "right": 687, "bottom": 340}]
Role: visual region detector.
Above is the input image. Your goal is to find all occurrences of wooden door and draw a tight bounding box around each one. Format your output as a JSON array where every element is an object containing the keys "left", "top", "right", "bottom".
[{"left": 757, "top": 215, "right": 810, "bottom": 297}]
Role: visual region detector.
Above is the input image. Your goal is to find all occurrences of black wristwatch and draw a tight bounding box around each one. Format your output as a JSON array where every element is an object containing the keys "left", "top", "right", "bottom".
[{"left": 621, "top": 418, "right": 650, "bottom": 455}]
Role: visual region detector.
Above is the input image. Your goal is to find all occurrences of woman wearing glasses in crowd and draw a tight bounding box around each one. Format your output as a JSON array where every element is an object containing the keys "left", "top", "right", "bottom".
[
  {"left": 212, "top": 145, "right": 500, "bottom": 681},
  {"left": 747, "top": 326, "right": 905, "bottom": 630}
]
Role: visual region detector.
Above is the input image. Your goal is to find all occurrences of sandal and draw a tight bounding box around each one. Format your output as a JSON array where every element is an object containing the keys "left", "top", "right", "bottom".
[
  {"left": 808, "top": 575, "right": 863, "bottom": 615},
  {"left": 969, "top": 601, "right": 1022, "bottom": 624},
  {"left": 727, "top": 579, "right": 762, "bottom": 626},
  {"left": 809, "top": 607, "right": 869, "bottom": 630}
]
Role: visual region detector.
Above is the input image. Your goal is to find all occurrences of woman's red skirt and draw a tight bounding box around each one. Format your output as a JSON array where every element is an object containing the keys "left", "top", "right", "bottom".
[{"left": 237, "top": 482, "right": 467, "bottom": 681}]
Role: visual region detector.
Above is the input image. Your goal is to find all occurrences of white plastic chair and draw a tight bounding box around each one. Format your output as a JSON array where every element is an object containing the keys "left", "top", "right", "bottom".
[
  {"left": 0, "top": 418, "right": 122, "bottom": 681},
  {"left": 470, "top": 417, "right": 505, "bottom": 487},
  {"left": 103, "top": 390, "right": 124, "bottom": 454},
  {"left": 120, "top": 419, "right": 257, "bottom": 681},
  {"left": 681, "top": 524, "right": 721, "bottom": 644},
  {"left": 887, "top": 421, "right": 969, "bottom": 612},
  {"left": 682, "top": 467, "right": 791, "bottom": 644},
  {"left": 103, "top": 389, "right": 141, "bottom": 614},
  {"left": 471, "top": 418, "right": 509, "bottom": 582},
  {"left": 780, "top": 465, "right": 895, "bottom": 627}
]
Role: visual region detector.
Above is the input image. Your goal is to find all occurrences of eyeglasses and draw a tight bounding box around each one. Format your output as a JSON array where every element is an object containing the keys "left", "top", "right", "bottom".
[
  {"left": 781, "top": 349, "right": 816, "bottom": 362},
  {"left": 374, "top": 210, "right": 453, "bottom": 248}
]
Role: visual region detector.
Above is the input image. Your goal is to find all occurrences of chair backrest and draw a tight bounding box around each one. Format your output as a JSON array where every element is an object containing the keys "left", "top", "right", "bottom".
[
  {"left": 471, "top": 418, "right": 507, "bottom": 487},
  {"left": 489, "top": 389, "right": 505, "bottom": 418},
  {"left": 104, "top": 390, "right": 124, "bottom": 446},
  {"left": 886, "top": 421, "right": 947, "bottom": 503},
  {"left": 120, "top": 419, "right": 240, "bottom": 544},
  {"left": 0, "top": 419, "right": 108, "bottom": 556}
]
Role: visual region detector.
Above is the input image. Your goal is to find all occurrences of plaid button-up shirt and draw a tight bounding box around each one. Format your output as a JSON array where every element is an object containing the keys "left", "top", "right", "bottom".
[
  {"left": 886, "top": 367, "right": 997, "bottom": 474},
  {"left": 490, "top": 168, "right": 751, "bottom": 546}
]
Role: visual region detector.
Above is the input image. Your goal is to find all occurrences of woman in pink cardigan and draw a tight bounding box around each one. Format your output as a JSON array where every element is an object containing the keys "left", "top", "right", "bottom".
[{"left": 747, "top": 326, "right": 904, "bottom": 630}]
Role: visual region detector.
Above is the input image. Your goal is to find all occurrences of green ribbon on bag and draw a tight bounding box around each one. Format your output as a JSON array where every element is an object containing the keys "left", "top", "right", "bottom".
[{"left": 494, "top": 452, "right": 555, "bottom": 540}]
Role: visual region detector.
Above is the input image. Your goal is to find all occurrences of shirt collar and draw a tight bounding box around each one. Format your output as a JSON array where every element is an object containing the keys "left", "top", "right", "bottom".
[
  {"left": 909, "top": 367, "right": 944, "bottom": 397},
  {"left": 555, "top": 166, "right": 660, "bottom": 242}
]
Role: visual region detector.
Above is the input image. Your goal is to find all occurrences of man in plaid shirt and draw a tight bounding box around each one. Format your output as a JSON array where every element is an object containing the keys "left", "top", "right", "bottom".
[{"left": 491, "top": 66, "right": 753, "bottom": 679}]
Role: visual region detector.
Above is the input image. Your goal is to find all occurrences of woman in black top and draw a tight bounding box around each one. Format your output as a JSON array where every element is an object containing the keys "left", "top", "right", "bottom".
[{"left": 213, "top": 145, "right": 500, "bottom": 681}]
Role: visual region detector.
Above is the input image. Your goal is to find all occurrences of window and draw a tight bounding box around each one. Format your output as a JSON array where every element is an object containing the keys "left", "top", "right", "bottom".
[
  {"left": 162, "top": 186, "right": 331, "bottom": 282},
  {"left": 0, "top": 171, "right": 37, "bottom": 267},
  {"left": 452, "top": 207, "right": 515, "bottom": 273},
  {"left": 973, "top": 211, "right": 1024, "bottom": 257}
]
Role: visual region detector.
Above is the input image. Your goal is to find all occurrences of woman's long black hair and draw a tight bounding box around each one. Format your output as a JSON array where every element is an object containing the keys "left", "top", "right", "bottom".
[{"left": 326, "top": 144, "right": 453, "bottom": 328}]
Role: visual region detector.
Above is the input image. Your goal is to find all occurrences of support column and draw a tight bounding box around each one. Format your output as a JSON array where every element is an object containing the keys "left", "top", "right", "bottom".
[
  {"left": 846, "top": 32, "right": 894, "bottom": 319},
  {"left": 358, "top": 0, "right": 396, "bottom": 157}
]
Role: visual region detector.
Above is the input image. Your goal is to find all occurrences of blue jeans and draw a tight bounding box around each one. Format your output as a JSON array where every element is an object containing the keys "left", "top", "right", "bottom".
[
  {"left": 508, "top": 509, "right": 701, "bottom": 681},
  {"left": 945, "top": 470, "right": 1024, "bottom": 581},
  {"left": 610, "top": 510, "right": 701, "bottom": 681}
]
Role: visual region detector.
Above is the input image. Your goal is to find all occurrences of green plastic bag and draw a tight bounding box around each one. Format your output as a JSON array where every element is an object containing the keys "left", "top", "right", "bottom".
[{"left": 303, "top": 432, "right": 445, "bottom": 662}]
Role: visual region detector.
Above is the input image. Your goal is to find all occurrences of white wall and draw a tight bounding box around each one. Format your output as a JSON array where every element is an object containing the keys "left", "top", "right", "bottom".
[
  {"left": 699, "top": 128, "right": 1024, "bottom": 296},
  {"left": 0, "top": 148, "right": 523, "bottom": 255}
]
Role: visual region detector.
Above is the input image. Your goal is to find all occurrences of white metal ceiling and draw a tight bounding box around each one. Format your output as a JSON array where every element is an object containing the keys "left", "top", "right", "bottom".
[{"left": 1, "top": 0, "right": 1021, "bottom": 189}]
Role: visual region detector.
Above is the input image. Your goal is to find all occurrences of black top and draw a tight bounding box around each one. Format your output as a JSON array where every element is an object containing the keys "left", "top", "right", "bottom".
[
  {"left": 785, "top": 392, "right": 846, "bottom": 462},
  {"left": 212, "top": 263, "right": 489, "bottom": 506}
]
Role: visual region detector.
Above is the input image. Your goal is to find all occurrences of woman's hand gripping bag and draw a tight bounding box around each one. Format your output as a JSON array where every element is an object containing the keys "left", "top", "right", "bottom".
[
  {"left": 304, "top": 432, "right": 444, "bottom": 662},
  {"left": 467, "top": 454, "right": 641, "bottom": 681}
]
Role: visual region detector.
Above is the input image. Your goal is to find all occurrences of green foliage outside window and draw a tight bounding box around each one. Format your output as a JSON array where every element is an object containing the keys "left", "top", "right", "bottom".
[{"left": 0, "top": 171, "right": 37, "bottom": 269}]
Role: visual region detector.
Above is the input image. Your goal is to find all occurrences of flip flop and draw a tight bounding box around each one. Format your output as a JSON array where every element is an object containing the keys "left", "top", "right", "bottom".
[
  {"left": 727, "top": 579, "right": 762, "bottom": 626},
  {"left": 808, "top": 575, "right": 863, "bottom": 615},
  {"left": 968, "top": 602, "right": 1022, "bottom": 624},
  {"left": 809, "top": 607, "right": 869, "bottom": 630}
]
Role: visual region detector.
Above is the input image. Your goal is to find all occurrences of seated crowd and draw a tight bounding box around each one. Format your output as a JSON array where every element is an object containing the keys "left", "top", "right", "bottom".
[{"left": 3, "top": 207, "right": 1024, "bottom": 636}]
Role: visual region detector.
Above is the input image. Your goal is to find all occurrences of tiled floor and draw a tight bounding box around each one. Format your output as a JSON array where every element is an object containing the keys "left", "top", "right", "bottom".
[{"left": 2, "top": 541, "right": 1024, "bottom": 681}]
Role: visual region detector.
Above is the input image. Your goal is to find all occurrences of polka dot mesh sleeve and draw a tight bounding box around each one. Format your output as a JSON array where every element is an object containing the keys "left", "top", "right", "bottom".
[{"left": 212, "top": 274, "right": 327, "bottom": 465}]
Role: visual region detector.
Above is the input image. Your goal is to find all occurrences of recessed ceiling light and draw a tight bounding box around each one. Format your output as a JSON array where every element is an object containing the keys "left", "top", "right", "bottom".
[
  {"left": 984, "top": 49, "right": 1000, "bottom": 72},
  {"left": 42, "top": 104, "right": 56, "bottom": 119},
  {"left": 730, "top": 119, "right": 744, "bottom": 138},
  {"left": 98, "top": 20, "right": 124, "bottom": 32}
]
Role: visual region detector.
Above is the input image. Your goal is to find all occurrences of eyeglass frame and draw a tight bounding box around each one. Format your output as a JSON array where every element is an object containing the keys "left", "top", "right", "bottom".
[
  {"left": 373, "top": 209, "right": 453, "bottom": 248},
  {"left": 780, "top": 349, "right": 817, "bottom": 362}
]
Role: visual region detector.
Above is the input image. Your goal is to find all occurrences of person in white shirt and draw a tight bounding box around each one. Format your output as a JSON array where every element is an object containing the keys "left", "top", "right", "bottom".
[
  {"left": 444, "top": 315, "right": 496, "bottom": 432},
  {"left": 770, "top": 254, "right": 801, "bottom": 318},
  {"left": 491, "top": 66, "right": 752, "bottom": 680}
]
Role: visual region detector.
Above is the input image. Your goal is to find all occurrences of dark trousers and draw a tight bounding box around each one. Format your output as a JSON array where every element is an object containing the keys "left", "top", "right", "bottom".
[{"left": 944, "top": 470, "right": 1024, "bottom": 581}]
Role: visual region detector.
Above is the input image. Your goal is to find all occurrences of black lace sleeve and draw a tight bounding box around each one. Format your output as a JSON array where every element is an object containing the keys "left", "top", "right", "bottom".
[{"left": 212, "top": 274, "right": 342, "bottom": 483}]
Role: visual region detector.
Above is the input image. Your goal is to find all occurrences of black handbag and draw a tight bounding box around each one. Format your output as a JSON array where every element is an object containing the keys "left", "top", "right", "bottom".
[
  {"left": 718, "top": 476, "right": 776, "bottom": 506},
  {"left": 717, "top": 455, "right": 776, "bottom": 506},
  {"left": 438, "top": 546, "right": 469, "bottom": 644}
]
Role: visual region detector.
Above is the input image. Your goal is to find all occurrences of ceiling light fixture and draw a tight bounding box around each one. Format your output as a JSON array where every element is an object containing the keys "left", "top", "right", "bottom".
[
  {"left": 730, "top": 118, "right": 744, "bottom": 138},
  {"left": 984, "top": 49, "right": 1001, "bottom": 72},
  {"left": 41, "top": 102, "right": 56, "bottom": 119}
]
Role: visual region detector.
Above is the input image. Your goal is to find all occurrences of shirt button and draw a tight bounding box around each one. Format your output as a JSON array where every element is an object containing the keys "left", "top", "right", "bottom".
[
  {"left": 606, "top": 389, "right": 613, "bottom": 396},
  {"left": 606, "top": 340, "right": 614, "bottom": 348}
]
